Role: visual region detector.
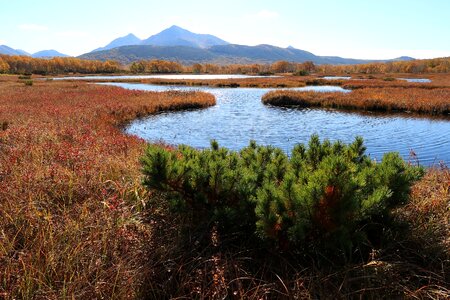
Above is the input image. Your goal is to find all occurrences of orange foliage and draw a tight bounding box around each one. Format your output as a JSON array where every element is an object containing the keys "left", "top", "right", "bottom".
[
  {"left": 318, "top": 57, "right": 450, "bottom": 74},
  {"left": 262, "top": 88, "right": 450, "bottom": 115},
  {"left": 130, "top": 59, "right": 184, "bottom": 73},
  {"left": 0, "top": 54, "right": 121, "bottom": 75}
]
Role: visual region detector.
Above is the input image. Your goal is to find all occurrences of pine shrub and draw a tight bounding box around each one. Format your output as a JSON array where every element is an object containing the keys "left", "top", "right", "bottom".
[{"left": 141, "top": 136, "right": 424, "bottom": 251}]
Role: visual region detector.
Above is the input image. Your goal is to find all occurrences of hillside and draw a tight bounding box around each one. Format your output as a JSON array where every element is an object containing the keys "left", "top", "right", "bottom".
[
  {"left": 32, "top": 50, "right": 69, "bottom": 58},
  {"left": 92, "top": 26, "right": 229, "bottom": 53},
  {"left": 0, "top": 45, "right": 29, "bottom": 56},
  {"left": 81, "top": 45, "right": 216, "bottom": 64},
  {"left": 79, "top": 43, "right": 411, "bottom": 65}
]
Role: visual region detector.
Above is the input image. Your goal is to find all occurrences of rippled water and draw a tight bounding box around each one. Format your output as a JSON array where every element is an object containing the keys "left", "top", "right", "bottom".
[
  {"left": 399, "top": 78, "right": 432, "bottom": 83},
  {"left": 102, "top": 83, "right": 449, "bottom": 165},
  {"left": 54, "top": 74, "right": 279, "bottom": 81}
]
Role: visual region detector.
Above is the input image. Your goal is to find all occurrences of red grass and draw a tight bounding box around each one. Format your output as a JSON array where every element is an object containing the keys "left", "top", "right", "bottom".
[
  {"left": 262, "top": 87, "right": 450, "bottom": 115},
  {"left": 0, "top": 79, "right": 214, "bottom": 298},
  {"left": 0, "top": 77, "right": 448, "bottom": 298}
]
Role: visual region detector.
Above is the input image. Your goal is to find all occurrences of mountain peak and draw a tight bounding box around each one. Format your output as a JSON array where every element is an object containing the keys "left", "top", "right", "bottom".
[
  {"left": 141, "top": 25, "right": 229, "bottom": 49},
  {"left": 32, "top": 49, "right": 69, "bottom": 58},
  {"left": 160, "top": 25, "right": 189, "bottom": 35},
  {"left": 92, "top": 33, "right": 142, "bottom": 52},
  {"left": 124, "top": 33, "right": 138, "bottom": 38},
  {"left": 393, "top": 56, "right": 415, "bottom": 61},
  {"left": 167, "top": 25, "right": 184, "bottom": 31}
]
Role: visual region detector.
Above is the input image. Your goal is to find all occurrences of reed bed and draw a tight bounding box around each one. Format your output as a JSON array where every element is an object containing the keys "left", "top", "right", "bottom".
[
  {"left": 341, "top": 79, "right": 447, "bottom": 90},
  {"left": 262, "top": 87, "right": 450, "bottom": 115}
]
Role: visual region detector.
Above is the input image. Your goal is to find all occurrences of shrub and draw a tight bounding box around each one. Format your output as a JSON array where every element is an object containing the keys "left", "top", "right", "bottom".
[
  {"left": 141, "top": 136, "right": 424, "bottom": 251},
  {"left": 294, "top": 70, "right": 309, "bottom": 76},
  {"left": 24, "top": 80, "right": 33, "bottom": 86},
  {"left": 258, "top": 71, "right": 274, "bottom": 76}
]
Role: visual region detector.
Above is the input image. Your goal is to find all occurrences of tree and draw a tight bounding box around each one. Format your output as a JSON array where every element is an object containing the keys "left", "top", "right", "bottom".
[
  {"left": 0, "top": 57, "right": 9, "bottom": 73},
  {"left": 192, "top": 63, "right": 203, "bottom": 74}
]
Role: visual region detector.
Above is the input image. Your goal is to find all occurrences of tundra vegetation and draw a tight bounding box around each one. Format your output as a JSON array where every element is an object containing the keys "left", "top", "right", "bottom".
[
  {"left": 262, "top": 88, "right": 450, "bottom": 115},
  {"left": 0, "top": 53, "right": 449, "bottom": 299}
]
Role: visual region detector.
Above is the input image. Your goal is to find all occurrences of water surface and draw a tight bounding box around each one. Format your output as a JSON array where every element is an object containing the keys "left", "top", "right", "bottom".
[
  {"left": 399, "top": 78, "right": 432, "bottom": 83},
  {"left": 54, "top": 74, "right": 279, "bottom": 81},
  {"left": 322, "top": 76, "right": 352, "bottom": 80},
  {"left": 104, "top": 83, "right": 449, "bottom": 165}
]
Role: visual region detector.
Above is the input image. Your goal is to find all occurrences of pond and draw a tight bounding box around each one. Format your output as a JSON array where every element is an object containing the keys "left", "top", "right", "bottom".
[
  {"left": 322, "top": 76, "right": 352, "bottom": 80},
  {"left": 102, "top": 83, "right": 449, "bottom": 165},
  {"left": 399, "top": 78, "right": 432, "bottom": 83},
  {"left": 53, "top": 74, "right": 279, "bottom": 80}
]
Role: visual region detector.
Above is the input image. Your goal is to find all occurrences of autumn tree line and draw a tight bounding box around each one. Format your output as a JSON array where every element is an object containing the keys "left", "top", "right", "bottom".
[
  {"left": 0, "top": 54, "right": 449, "bottom": 75},
  {"left": 317, "top": 57, "right": 450, "bottom": 74},
  {"left": 128, "top": 59, "right": 317, "bottom": 74},
  {"left": 0, "top": 55, "right": 120, "bottom": 75}
]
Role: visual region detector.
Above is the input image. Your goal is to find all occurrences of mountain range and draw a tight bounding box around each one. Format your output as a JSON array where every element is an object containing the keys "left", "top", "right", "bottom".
[
  {"left": 0, "top": 45, "right": 69, "bottom": 58},
  {"left": 1, "top": 25, "right": 415, "bottom": 65},
  {"left": 81, "top": 25, "right": 414, "bottom": 65},
  {"left": 0, "top": 45, "right": 30, "bottom": 56},
  {"left": 92, "top": 25, "right": 229, "bottom": 53}
]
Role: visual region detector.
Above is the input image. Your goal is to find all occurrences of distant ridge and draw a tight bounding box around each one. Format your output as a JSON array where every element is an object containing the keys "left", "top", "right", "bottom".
[
  {"left": 80, "top": 25, "right": 415, "bottom": 65},
  {"left": 93, "top": 33, "right": 142, "bottom": 52},
  {"left": 32, "top": 50, "right": 69, "bottom": 58},
  {"left": 0, "top": 45, "right": 30, "bottom": 56},
  {"left": 1, "top": 45, "right": 69, "bottom": 58},
  {"left": 79, "top": 42, "right": 415, "bottom": 65},
  {"left": 2, "top": 26, "right": 417, "bottom": 65},
  {"left": 391, "top": 56, "right": 415, "bottom": 61}
]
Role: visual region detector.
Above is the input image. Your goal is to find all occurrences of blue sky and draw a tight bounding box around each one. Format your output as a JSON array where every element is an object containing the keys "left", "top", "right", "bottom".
[{"left": 1, "top": 0, "right": 449, "bottom": 59}]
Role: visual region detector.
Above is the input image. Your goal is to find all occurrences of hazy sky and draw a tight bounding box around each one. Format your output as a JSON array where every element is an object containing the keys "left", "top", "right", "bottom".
[{"left": 1, "top": 0, "right": 449, "bottom": 59}]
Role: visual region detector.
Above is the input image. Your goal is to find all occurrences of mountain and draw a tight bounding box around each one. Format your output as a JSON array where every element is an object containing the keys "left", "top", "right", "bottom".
[
  {"left": 91, "top": 26, "right": 228, "bottom": 53},
  {"left": 81, "top": 45, "right": 215, "bottom": 65},
  {"left": 0, "top": 46, "right": 68, "bottom": 58},
  {"left": 391, "top": 56, "right": 415, "bottom": 61},
  {"left": 208, "top": 44, "right": 326, "bottom": 63},
  {"left": 0, "top": 45, "right": 30, "bottom": 56},
  {"left": 32, "top": 50, "right": 69, "bottom": 58},
  {"left": 141, "top": 25, "right": 229, "bottom": 48},
  {"left": 80, "top": 25, "right": 414, "bottom": 65},
  {"left": 93, "top": 33, "right": 142, "bottom": 52},
  {"left": 79, "top": 43, "right": 413, "bottom": 65}
]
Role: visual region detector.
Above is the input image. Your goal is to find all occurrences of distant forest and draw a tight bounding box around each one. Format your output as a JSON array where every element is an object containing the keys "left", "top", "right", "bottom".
[{"left": 0, "top": 54, "right": 449, "bottom": 75}]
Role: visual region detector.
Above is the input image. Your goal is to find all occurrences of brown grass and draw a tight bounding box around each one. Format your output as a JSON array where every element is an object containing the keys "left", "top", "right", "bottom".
[
  {"left": 0, "top": 78, "right": 214, "bottom": 299},
  {"left": 404, "top": 165, "right": 450, "bottom": 252},
  {"left": 0, "top": 76, "right": 448, "bottom": 298},
  {"left": 57, "top": 72, "right": 450, "bottom": 90},
  {"left": 88, "top": 76, "right": 310, "bottom": 88},
  {"left": 262, "top": 88, "right": 450, "bottom": 115}
]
